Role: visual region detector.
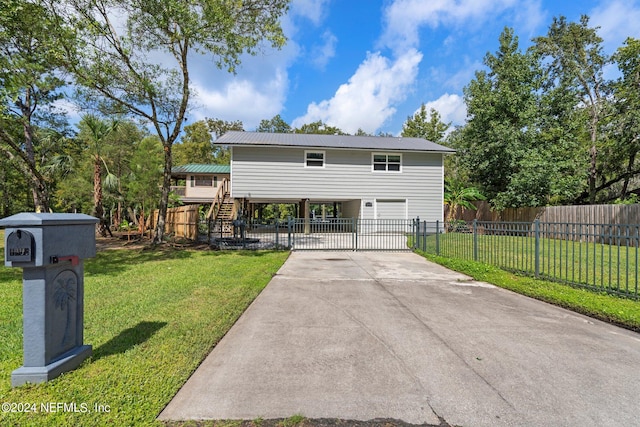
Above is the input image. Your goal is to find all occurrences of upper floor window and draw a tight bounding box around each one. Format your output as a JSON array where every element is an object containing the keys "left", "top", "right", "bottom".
[
  {"left": 305, "top": 150, "right": 325, "bottom": 168},
  {"left": 372, "top": 153, "right": 402, "bottom": 172}
]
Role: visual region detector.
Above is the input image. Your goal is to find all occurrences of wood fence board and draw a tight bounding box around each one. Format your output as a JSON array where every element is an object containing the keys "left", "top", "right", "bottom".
[{"left": 148, "top": 205, "right": 200, "bottom": 240}]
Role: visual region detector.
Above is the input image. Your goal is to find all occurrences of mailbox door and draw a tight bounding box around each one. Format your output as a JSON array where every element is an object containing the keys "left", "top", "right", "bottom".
[{"left": 6, "top": 230, "right": 34, "bottom": 263}]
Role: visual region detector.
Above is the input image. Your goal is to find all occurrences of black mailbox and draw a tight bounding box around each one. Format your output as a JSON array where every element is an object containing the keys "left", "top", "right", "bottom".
[{"left": 6, "top": 229, "right": 34, "bottom": 263}]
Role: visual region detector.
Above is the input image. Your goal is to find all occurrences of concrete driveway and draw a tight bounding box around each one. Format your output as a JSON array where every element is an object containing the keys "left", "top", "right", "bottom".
[{"left": 159, "top": 251, "right": 640, "bottom": 426}]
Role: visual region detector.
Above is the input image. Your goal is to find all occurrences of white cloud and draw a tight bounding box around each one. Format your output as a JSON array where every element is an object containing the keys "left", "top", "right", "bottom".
[
  {"left": 290, "top": 0, "right": 331, "bottom": 26},
  {"left": 512, "top": 0, "right": 546, "bottom": 37},
  {"left": 380, "top": 0, "right": 520, "bottom": 52},
  {"left": 590, "top": 0, "right": 640, "bottom": 52},
  {"left": 190, "top": 68, "right": 288, "bottom": 130},
  {"left": 52, "top": 98, "right": 82, "bottom": 123},
  {"left": 292, "top": 49, "right": 423, "bottom": 134},
  {"left": 310, "top": 30, "right": 337, "bottom": 70},
  {"left": 422, "top": 93, "right": 467, "bottom": 128}
]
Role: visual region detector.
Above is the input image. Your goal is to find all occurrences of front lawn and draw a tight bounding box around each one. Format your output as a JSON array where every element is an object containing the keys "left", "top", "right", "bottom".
[{"left": 0, "top": 236, "right": 289, "bottom": 426}]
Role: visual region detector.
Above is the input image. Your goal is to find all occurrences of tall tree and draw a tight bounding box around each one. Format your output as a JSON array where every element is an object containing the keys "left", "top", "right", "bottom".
[
  {"left": 401, "top": 104, "right": 450, "bottom": 143},
  {"left": 610, "top": 38, "right": 640, "bottom": 200},
  {"left": 459, "top": 27, "right": 542, "bottom": 208},
  {"left": 256, "top": 114, "right": 291, "bottom": 133},
  {"left": 533, "top": 15, "right": 610, "bottom": 204},
  {"left": 173, "top": 121, "right": 215, "bottom": 165},
  {"left": 78, "top": 115, "right": 119, "bottom": 236},
  {"left": 49, "top": 0, "right": 289, "bottom": 243},
  {"left": 0, "top": 0, "right": 73, "bottom": 212}
]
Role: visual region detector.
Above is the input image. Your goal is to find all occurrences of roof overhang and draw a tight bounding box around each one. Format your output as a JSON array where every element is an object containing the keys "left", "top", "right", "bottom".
[{"left": 217, "top": 131, "right": 456, "bottom": 154}]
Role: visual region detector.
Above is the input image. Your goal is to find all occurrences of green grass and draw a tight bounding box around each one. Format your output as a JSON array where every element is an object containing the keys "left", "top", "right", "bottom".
[
  {"left": 0, "top": 233, "right": 289, "bottom": 427},
  {"left": 414, "top": 249, "right": 640, "bottom": 331},
  {"left": 414, "top": 232, "right": 640, "bottom": 297}
]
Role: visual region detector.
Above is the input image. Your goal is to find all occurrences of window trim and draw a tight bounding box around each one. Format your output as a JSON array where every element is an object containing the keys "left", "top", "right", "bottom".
[
  {"left": 372, "top": 152, "right": 402, "bottom": 173},
  {"left": 304, "top": 150, "right": 326, "bottom": 168}
]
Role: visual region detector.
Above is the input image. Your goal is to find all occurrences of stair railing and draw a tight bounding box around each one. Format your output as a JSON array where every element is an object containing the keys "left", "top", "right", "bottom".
[{"left": 206, "top": 177, "right": 229, "bottom": 220}]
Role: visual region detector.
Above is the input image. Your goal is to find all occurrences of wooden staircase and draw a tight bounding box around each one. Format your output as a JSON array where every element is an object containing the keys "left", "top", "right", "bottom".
[
  {"left": 207, "top": 178, "right": 236, "bottom": 233},
  {"left": 216, "top": 199, "right": 235, "bottom": 221}
]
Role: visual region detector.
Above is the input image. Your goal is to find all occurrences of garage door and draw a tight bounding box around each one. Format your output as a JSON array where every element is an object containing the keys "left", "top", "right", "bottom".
[{"left": 376, "top": 199, "right": 407, "bottom": 220}]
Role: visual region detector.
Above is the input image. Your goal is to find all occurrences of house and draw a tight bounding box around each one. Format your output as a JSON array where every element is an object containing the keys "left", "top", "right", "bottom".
[
  {"left": 170, "top": 164, "right": 230, "bottom": 204},
  {"left": 215, "top": 131, "right": 455, "bottom": 223}
]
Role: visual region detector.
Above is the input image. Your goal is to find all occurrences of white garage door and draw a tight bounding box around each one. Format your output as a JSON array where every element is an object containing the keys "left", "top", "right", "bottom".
[{"left": 376, "top": 199, "right": 407, "bottom": 220}]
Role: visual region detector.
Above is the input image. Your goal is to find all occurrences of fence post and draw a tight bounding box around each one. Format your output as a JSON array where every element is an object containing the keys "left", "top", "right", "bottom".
[
  {"left": 473, "top": 219, "right": 478, "bottom": 261},
  {"left": 534, "top": 219, "right": 540, "bottom": 278},
  {"left": 422, "top": 220, "right": 427, "bottom": 252},
  {"left": 415, "top": 216, "right": 420, "bottom": 249},
  {"left": 435, "top": 220, "right": 440, "bottom": 255},
  {"left": 275, "top": 219, "right": 279, "bottom": 249},
  {"left": 353, "top": 217, "right": 358, "bottom": 251},
  {"left": 287, "top": 217, "right": 292, "bottom": 249}
]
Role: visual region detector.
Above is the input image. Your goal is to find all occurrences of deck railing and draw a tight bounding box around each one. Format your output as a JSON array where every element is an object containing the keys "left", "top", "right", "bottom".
[{"left": 206, "top": 177, "right": 229, "bottom": 220}]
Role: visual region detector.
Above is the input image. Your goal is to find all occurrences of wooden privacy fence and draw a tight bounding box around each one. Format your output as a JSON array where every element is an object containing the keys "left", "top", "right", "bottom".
[
  {"left": 448, "top": 202, "right": 640, "bottom": 225},
  {"left": 149, "top": 204, "right": 200, "bottom": 240}
]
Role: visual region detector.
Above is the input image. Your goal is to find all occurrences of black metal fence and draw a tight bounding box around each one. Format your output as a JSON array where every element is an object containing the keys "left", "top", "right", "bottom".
[
  {"left": 203, "top": 217, "right": 414, "bottom": 251},
  {"left": 413, "top": 219, "right": 640, "bottom": 299}
]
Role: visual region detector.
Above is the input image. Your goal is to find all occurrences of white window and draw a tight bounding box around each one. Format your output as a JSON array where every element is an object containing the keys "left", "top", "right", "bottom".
[
  {"left": 305, "top": 150, "right": 325, "bottom": 168},
  {"left": 372, "top": 153, "right": 402, "bottom": 172}
]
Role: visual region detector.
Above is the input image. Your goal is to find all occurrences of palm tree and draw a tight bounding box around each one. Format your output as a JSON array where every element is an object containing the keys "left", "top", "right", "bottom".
[
  {"left": 444, "top": 180, "right": 486, "bottom": 223},
  {"left": 80, "top": 115, "right": 119, "bottom": 236}
]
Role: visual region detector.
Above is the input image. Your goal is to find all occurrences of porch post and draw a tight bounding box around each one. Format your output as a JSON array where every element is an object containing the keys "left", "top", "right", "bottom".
[{"left": 303, "top": 198, "right": 310, "bottom": 235}]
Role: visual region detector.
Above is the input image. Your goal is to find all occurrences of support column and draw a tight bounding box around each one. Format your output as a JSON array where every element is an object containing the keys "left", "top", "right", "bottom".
[{"left": 302, "top": 198, "right": 310, "bottom": 235}]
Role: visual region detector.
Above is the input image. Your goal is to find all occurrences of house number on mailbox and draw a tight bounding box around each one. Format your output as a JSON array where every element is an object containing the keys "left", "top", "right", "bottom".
[{"left": 7, "top": 230, "right": 34, "bottom": 263}]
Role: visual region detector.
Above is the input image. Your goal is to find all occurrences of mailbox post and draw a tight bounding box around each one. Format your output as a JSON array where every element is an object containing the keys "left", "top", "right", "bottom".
[{"left": 0, "top": 213, "right": 98, "bottom": 387}]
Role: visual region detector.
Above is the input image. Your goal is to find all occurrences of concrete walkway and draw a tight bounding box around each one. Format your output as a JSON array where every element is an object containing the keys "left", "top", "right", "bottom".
[{"left": 159, "top": 252, "right": 640, "bottom": 426}]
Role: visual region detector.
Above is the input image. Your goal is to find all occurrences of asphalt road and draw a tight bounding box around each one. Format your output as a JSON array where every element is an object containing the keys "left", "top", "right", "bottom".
[{"left": 159, "top": 251, "right": 640, "bottom": 426}]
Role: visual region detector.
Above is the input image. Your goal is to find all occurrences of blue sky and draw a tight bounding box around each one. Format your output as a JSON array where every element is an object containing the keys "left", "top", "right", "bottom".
[{"left": 61, "top": 1, "right": 640, "bottom": 137}]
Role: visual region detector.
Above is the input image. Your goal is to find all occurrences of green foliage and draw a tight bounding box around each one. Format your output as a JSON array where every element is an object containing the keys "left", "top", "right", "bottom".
[
  {"left": 0, "top": 246, "right": 289, "bottom": 426},
  {"left": 613, "top": 194, "right": 639, "bottom": 205},
  {"left": 609, "top": 38, "right": 640, "bottom": 201},
  {"left": 532, "top": 15, "right": 610, "bottom": 204},
  {"left": 444, "top": 180, "right": 485, "bottom": 221},
  {"left": 401, "top": 104, "right": 450, "bottom": 143},
  {"left": 452, "top": 17, "right": 637, "bottom": 208},
  {"left": 294, "top": 120, "right": 345, "bottom": 135},
  {"left": 174, "top": 121, "right": 216, "bottom": 165},
  {"left": 127, "top": 135, "right": 163, "bottom": 213},
  {"left": 0, "top": 0, "right": 76, "bottom": 212},
  {"left": 50, "top": 0, "right": 288, "bottom": 242},
  {"left": 458, "top": 27, "right": 542, "bottom": 208},
  {"left": 207, "top": 118, "right": 244, "bottom": 165},
  {"left": 256, "top": 114, "right": 291, "bottom": 133}
]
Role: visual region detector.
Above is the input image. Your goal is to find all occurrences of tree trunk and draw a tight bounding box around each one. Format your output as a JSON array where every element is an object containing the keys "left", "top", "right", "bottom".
[
  {"left": 153, "top": 143, "right": 172, "bottom": 244},
  {"left": 621, "top": 151, "right": 637, "bottom": 199},
  {"left": 21, "top": 90, "right": 50, "bottom": 212},
  {"left": 93, "top": 155, "right": 106, "bottom": 236}
]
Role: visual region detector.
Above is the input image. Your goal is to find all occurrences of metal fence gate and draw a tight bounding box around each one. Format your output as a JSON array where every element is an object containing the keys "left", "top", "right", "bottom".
[
  {"left": 205, "top": 218, "right": 416, "bottom": 251},
  {"left": 289, "top": 218, "right": 413, "bottom": 251}
]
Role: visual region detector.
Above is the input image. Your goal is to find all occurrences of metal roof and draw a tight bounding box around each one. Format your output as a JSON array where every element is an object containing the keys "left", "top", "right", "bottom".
[
  {"left": 216, "top": 131, "right": 456, "bottom": 153},
  {"left": 171, "top": 164, "right": 230, "bottom": 174}
]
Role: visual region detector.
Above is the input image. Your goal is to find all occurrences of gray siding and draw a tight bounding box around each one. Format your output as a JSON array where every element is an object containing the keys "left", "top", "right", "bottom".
[{"left": 231, "top": 146, "right": 444, "bottom": 221}]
